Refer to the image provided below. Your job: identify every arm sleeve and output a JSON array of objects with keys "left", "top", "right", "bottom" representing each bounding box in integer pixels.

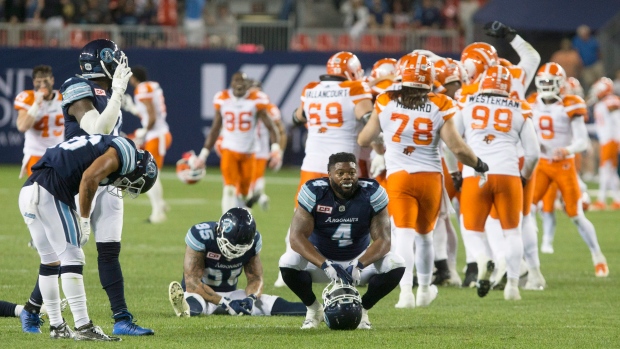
[
  {"left": 443, "top": 143, "right": 459, "bottom": 173},
  {"left": 566, "top": 117, "right": 590, "bottom": 155},
  {"left": 519, "top": 118, "right": 540, "bottom": 179},
  {"left": 510, "top": 35, "right": 541, "bottom": 90}
]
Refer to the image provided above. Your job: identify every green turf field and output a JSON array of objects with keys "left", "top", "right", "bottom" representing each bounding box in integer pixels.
[{"left": 0, "top": 165, "right": 618, "bottom": 348}]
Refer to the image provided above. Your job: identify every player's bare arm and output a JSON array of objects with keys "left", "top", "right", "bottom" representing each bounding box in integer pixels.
[
  {"left": 358, "top": 207, "right": 391, "bottom": 268},
  {"left": 16, "top": 109, "right": 36, "bottom": 132},
  {"left": 294, "top": 105, "right": 307, "bottom": 124},
  {"left": 257, "top": 109, "right": 280, "bottom": 147},
  {"left": 357, "top": 110, "right": 381, "bottom": 146},
  {"left": 290, "top": 208, "right": 326, "bottom": 267},
  {"left": 183, "top": 246, "right": 222, "bottom": 304},
  {"left": 354, "top": 99, "right": 373, "bottom": 120},
  {"left": 243, "top": 254, "right": 264, "bottom": 298},
  {"left": 274, "top": 119, "right": 288, "bottom": 150},
  {"left": 78, "top": 148, "right": 121, "bottom": 218},
  {"left": 203, "top": 110, "right": 223, "bottom": 151},
  {"left": 439, "top": 117, "right": 479, "bottom": 168}
]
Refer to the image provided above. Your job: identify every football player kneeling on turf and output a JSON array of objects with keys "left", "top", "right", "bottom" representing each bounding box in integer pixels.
[{"left": 169, "top": 208, "right": 306, "bottom": 317}]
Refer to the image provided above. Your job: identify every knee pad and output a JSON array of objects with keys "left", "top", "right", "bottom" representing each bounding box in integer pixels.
[
  {"left": 278, "top": 251, "right": 303, "bottom": 270},
  {"left": 382, "top": 251, "right": 406, "bottom": 271}
]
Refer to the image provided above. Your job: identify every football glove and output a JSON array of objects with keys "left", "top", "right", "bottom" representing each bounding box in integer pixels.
[
  {"left": 346, "top": 260, "right": 364, "bottom": 286},
  {"left": 484, "top": 21, "right": 517, "bottom": 41},
  {"left": 111, "top": 54, "right": 133, "bottom": 96},
  {"left": 133, "top": 128, "right": 147, "bottom": 148},
  {"left": 237, "top": 294, "right": 257, "bottom": 315},
  {"left": 269, "top": 143, "right": 283, "bottom": 172},
  {"left": 321, "top": 260, "right": 353, "bottom": 284},
  {"left": 79, "top": 217, "right": 91, "bottom": 247},
  {"left": 450, "top": 171, "right": 463, "bottom": 192},
  {"left": 27, "top": 90, "right": 46, "bottom": 120},
  {"left": 218, "top": 297, "right": 246, "bottom": 316},
  {"left": 474, "top": 158, "right": 489, "bottom": 188},
  {"left": 370, "top": 154, "right": 386, "bottom": 178}
]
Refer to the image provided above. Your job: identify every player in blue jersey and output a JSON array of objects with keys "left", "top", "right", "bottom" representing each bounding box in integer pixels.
[
  {"left": 168, "top": 207, "right": 306, "bottom": 317},
  {"left": 279, "top": 152, "right": 406, "bottom": 330},
  {"left": 19, "top": 39, "right": 155, "bottom": 336},
  {"left": 18, "top": 134, "right": 157, "bottom": 340}
]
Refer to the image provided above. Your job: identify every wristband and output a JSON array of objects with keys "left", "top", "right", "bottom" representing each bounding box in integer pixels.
[
  {"left": 199, "top": 148, "right": 210, "bottom": 161},
  {"left": 270, "top": 143, "right": 281, "bottom": 153}
]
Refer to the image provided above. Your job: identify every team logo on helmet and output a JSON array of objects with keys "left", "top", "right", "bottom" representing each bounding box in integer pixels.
[
  {"left": 221, "top": 218, "right": 234, "bottom": 233},
  {"left": 100, "top": 48, "right": 115, "bottom": 63},
  {"left": 84, "top": 63, "right": 92, "bottom": 71},
  {"left": 146, "top": 162, "right": 157, "bottom": 179}
]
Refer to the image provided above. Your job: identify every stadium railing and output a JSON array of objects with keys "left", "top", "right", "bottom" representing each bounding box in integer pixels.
[{"left": 0, "top": 23, "right": 461, "bottom": 54}]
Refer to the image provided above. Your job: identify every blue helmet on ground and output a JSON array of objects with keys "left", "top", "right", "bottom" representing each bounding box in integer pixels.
[
  {"left": 322, "top": 279, "right": 363, "bottom": 330},
  {"left": 79, "top": 39, "right": 123, "bottom": 80},
  {"left": 217, "top": 207, "right": 256, "bottom": 259}
]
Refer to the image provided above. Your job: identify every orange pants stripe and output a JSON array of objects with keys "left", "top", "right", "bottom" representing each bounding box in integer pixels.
[
  {"left": 600, "top": 141, "right": 618, "bottom": 167},
  {"left": 294, "top": 170, "right": 328, "bottom": 207},
  {"left": 533, "top": 158, "right": 581, "bottom": 217},
  {"left": 386, "top": 171, "right": 442, "bottom": 234},
  {"left": 461, "top": 175, "right": 522, "bottom": 232},
  {"left": 442, "top": 159, "right": 457, "bottom": 200},
  {"left": 143, "top": 132, "right": 172, "bottom": 169},
  {"left": 220, "top": 149, "right": 255, "bottom": 196},
  {"left": 541, "top": 182, "right": 558, "bottom": 213}
]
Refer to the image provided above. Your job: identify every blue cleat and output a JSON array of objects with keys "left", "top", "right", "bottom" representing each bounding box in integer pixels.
[
  {"left": 20, "top": 310, "right": 43, "bottom": 334},
  {"left": 112, "top": 311, "right": 154, "bottom": 336}
]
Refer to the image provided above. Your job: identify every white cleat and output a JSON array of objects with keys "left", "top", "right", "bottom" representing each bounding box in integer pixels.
[
  {"left": 523, "top": 269, "right": 546, "bottom": 290},
  {"left": 148, "top": 212, "right": 167, "bottom": 224},
  {"left": 357, "top": 308, "right": 372, "bottom": 329},
  {"left": 169, "top": 281, "right": 190, "bottom": 317},
  {"left": 258, "top": 194, "right": 270, "bottom": 211},
  {"left": 540, "top": 242, "right": 554, "bottom": 254},
  {"left": 447, "top": 267, "right": 462, "bottom": 287},
  {"left": 300, "top": 305, "right": 324, "bottom": 329},
  {"left": 416, "top": 285, "right": 438, "bottom": 307},
  {"left": 394, "top": 290, "right": 416, "bottom": 309},
  {"left": 504, "top": 282, "right": 522, "bottom": 301},
  {"left": 274, "top": 271, "right": 286, "bottom": 288}
]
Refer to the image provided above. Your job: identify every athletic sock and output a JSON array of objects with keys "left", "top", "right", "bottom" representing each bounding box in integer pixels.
[
  {"left": 271, "top": 298, "right": 307, "bottom": 316},
  {"left": 504, "top": 228, "right": 524, "bottom": 280},
  {"left": 522, "top": 214, "right": 540, "bottom": 269},
  {"left": 393, "top": 227, "right": 415, "bottom": 287},
  {"left": 96, "top": 242, "right": 127, "bottom": 315},
  {"left": 60, "top": 265, "right": 89, "bottom": 328},
  {"left": 38, "top": 264, "right": 62, "bottom": 327},
  {"left": 361, "top": 267, "right": 405, "bottom": 310},
  {"left": 414, "top": 232, "right": 434, "bottom": 286}
]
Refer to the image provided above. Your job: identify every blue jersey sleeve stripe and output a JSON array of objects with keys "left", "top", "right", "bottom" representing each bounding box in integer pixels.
[
  {"left": 372, "top": 193, "right": 389, "bottom": 212},
  {"left": 61, "top": 83, "right": 93, "bottom": 107},
  {"left": 185, "top": 232, "right": 205, "bottom": 251},
  {"left": 112, "top": 138, "right": 136, "bottom": 175},
  {"left": 370, "top": 186, "right": 386, "bottom": 203},
  {"left": 297, "top": 191, "right": 315, "bottom": 212},
  {"left": 300, "top": 185, "right": 316, "bottom": 202}
]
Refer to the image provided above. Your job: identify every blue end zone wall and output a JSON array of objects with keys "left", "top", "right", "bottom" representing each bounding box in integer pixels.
[{"left": 0, "top": 49, "right": 427, "bottom": 165}]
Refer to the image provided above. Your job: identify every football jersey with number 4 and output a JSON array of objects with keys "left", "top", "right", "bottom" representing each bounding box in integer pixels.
[
  {"left": 184, "top": 221, "right": 262, "bottom": 292},
  {"left": 297, "top": 178, "right": 388, "bottom": 261}
]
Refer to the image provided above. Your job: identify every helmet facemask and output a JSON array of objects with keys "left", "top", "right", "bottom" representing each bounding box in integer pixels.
[{"left": 535, "top": 74, "right": 564, "bottom": 100}]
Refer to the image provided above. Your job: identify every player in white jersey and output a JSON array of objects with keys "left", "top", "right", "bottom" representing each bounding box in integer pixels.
[
  {"left": 452, "top": 65, "right": 539, "bottom": 301},
  {"left": 122, "top": 66, "right": 172, "bottom": 223},
  {"left": 15, "top": 65, "right": 65, "bottom": 178},
  {"left": 588, "top": 77, "right": 620, "bottom": 210},
  {"left": 273, "top": 51, "right": 373, "bottom": 288},
  {"left": 359, "top": 53, "right": 487, "bottom": 308},
  {"left": 193, "top": 72, "right": 281, "bottom": 213},
  {"left": 245, "top": 80, "right": 287, "bottom": 211},
  {"left": 530, "top": 63, "right": 608, "bottom": 278}
]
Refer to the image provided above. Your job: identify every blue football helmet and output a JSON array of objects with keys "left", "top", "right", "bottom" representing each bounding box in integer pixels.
[
  {"left": 109, "top": 149, "right": 158, "bottom": 199},
  {"left": 217, "top": 208, "right": 256, "bottom": 259},
  {"left": 79, "top": 39, "right": 123, "bottom": 80},
  {"left": 322, "top": 279, "right": 363, "bottom": 330}
]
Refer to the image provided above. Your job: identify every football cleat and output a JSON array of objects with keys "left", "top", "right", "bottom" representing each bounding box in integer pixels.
[
  {"left": 462, "top": 262, "right": 478, "bottom": 288},
  {"left": 112, "top": 311, "right": 154, "bottom": 336},
  {"left": 590, "top": 201, "right": 606, "bottom": 211},
  {"left": 432, "top": 266, "right": 452, "bottom": 286},
  {"left": 50, "top": 321, "right": 75, "bottom": 339},
  {"left": 609, "top": 202, "right": 620, "bottom": 210},
  {"left": 524, "top": 269, "right": 547, "bottom": 291},
  {"left": 300, "top": 305, "right": 324, "bottom": 329},
  {"left": 274, "top": 271, "right": 286, "bottom": 288},
  {"left": 540, "top": 241, "right": 554, "bottom": 254},
  {"left": 147, "top": 212, "right": 167, "bottom": 224},
  {"left": 504, "top": 280, "right": 521, "bottom": 301},
  {"left": 357, "top": 308, "right": 372, "bottom": 330},
  {"left": 169, "top": 281, "right": 190, "bottom": 317},
  {"left": 75, "top": 321, "right": 121, "bottom": 341},
  {"left": 416, "top": 285, "right": 438, "bottom": 307},
  {"left": 395, "top": 288, "right": 416, "bottom": 309},
  {"left": 476, "top": 259, "right": 495, "bottom": 298},
  {"left": 20, "top": 310, "right": 43, "bottom": 333},
  {"left": 595, "top": 263, "right": 609, "bottom": 277}
]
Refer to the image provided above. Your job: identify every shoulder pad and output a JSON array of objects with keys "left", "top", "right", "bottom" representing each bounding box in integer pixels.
[
  {"left": 359, "top": 179, "right": 388, "bottom": 213},
  {"left": 297, "top": 178, "right": 330, "bottom": 213},
  {"left": 185, "top": 221, "right": 217, "bottom": 252}
]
